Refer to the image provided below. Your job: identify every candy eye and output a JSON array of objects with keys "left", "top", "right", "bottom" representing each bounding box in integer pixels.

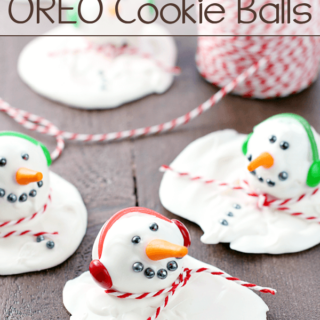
[
  {"left": 280, "top": 141, "right": 289, "bottom": 150},
  {"left": 0, "top": 158, "right": 7, "bottom": 167},
  {"left": 279, "top": 171, "right": 288, "bottom": 181},
  {"left": 150, "top": 223, "right": 158, "bottom": 231},
  {"left": 269, "top": 135, "right": 277, "bottom": 143},
  {"left": 22, "top": 154, "right": 29, "bottom": 161},
  {"left": 132, "top": 236, "right": 141, "bottom": 244},
  {"left": 247, "top": 155, "right": 252, "bottom": 161}
]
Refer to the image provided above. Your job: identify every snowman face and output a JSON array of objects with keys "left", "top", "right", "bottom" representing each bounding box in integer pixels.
[
  {"left": 246, "top": 118, "right": 312, "bottom": 199},
  {"left": 78, "top": 0, "right": 151, "bottom": 45},
  {"left": 99, "top": 213, "right": 187, "bottom": 293},
  {"left": 0, "top": 136, "right": 50, "bottom": 221}
]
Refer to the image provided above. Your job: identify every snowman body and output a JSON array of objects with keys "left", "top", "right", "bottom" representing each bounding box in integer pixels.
[
  {"left": 63, "top": 209, "right": 270, "bottom": 319},
  {"left": 160, "top": 116, "right": 320, "bottom": 254},
  {"left": 0, "top": 134, "right": 87, "bottom": 275},
  {"left": 18, "top": 0, "right": 177, "bottom": 109}
]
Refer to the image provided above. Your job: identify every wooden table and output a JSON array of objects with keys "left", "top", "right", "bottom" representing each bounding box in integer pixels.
[{"left": 1, "top": 6, "right": 320, "bottom": 319}]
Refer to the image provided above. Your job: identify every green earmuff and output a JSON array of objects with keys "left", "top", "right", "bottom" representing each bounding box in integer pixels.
[
  {"left": 242, "top": 113, "right": 320, "bottom": 188},
  {"left": 0, "top": 131, "right": 52, "bottom": 167}
]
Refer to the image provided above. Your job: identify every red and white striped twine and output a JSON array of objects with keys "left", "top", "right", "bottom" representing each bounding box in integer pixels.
[
  {"left": 0, "top": 230, "right": 58, "bottom": 239},
  {"left": 48, "top": 42, "right": 181, "bottom": 75},
  {"left": 160, "top": 165, "right": 320, "bottom": 224},
  {"left": 0, "top": 58, "right": 267, "bottom": 161},
  {"left": 0, "top": 194, "right": 59, "bottom": 239},
  {"left": 197, "top": 0, "right": 320, "bottom": 98},
  {"left": 0, "top": 193, "right": 51, "bottom": 228},
  {"left": 106, "top": 267, "right": 276, "bottom": 320}
]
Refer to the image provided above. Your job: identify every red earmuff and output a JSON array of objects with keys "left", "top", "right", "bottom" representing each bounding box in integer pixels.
[
  {"left": 89, "top": 259, "right": 113, "bottom": 289},
  {"left": 172, "top": 219, "right": 191, "bottom": 248}
]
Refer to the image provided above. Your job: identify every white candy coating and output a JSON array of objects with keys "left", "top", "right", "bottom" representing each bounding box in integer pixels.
[
  {"left": 63, "top": 213, "right": 269, "bottom": 319},
  {"left": 18, "top": 1, "right": 177, "bottom": 109},
  {"left": 0, "top": 136, "right": 87, "bottom": 274},
  {"left": 160, "top": 122, "right": 320, "bottom": 254}
]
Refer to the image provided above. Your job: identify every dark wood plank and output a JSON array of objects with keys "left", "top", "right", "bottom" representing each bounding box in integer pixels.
[{"left": 0, "top": 31, "right": 319, "bottom": 320}]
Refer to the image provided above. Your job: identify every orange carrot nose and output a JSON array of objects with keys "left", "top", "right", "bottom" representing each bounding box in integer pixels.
[
  {"left": 248, "top": 152, "right": 274, "bottom": 172},
  {"left": 146, "top": 239, "right": 188, "bottom": 261},
  {"left": 108, "top": 4, "right": 117, "bottom": 16},
  {"left": 16, "top": 168, "right": 43, "bottom": 185}
]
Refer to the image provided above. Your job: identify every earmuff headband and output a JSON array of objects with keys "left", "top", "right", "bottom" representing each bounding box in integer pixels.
[
  {"left": 98, "top": 207, "right": 172, "bottom": 259},
  {"left": 259, "top": 113, "right": 319, "bottom": 162},
  {"left": 242, "top": 113, "right": 320, "bottom": 187},
  {"left": 0, "top": 131, "right": 52, "bottom": 166}
]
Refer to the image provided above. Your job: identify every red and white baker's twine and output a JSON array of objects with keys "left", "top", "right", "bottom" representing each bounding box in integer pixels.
[
  {"left": 106, "top": 267, "right": 276, "bottom": 320},
  {"left": 0, "top": 58, "right": 267, "bottom": 161},
  {"left": 197, "top": 0, "right": 320, "bottom": 98},
  {"left": 49, "top": 43, "right": 181, "bottom": 75},
  {"left": 160, "top": 165, "right": 320, "bottom": 224},
  {"left": 0, "top": 193, "right": 58, "bottom": 238}
]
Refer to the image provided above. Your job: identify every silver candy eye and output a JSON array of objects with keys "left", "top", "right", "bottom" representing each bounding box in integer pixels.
[
  {"left": 132, "top": 236, "right": 141, "bottom": 244},
  {"left": 0, "top": 158, "right": 6, "bottom": 167},
  {"left": 144, "top": 268, "right": 155, "bottom": 279},
  {"left": 149, "top": 223, "right": 158, "bottom": 231},
  {"left": 280, "top": 141, "right": 289, "bottom": 150},
  {"left": 157, "top": 269, "right": 168, "bottom": 279},
  {"left": 22, "top": 153, "right": 29, "bottom": 161},
  {"left": 132, "top": 262, "right": 144, "bottom": 273},
  {"left": 279, "top": 171, "right": 288, "bottom": 181},
  {"left": 167, "top": 261, "right": 178, "bottom": 271},
  {"left": 269, "top": 135, "right": 277, "bottom": 143}
]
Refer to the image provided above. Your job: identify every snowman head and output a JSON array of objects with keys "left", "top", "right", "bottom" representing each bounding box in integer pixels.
[
  {"left": 89, "top": 207, "right": 191, "bottom": 293},
  {"left": 69, "top": 0, "right": 154, "bottom": 46},
  {"left": 242, "top": 114, "right": 320, "bottom": 199},
  {"left": 0, "top": 132, "right": 51, "bottom": 221}
]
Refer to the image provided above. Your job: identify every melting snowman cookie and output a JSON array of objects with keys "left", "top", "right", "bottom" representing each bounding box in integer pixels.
[
  {"left": 63, "top": 207, "right": 274, "bottom": 320},
  {"left": 18, "top": 0, "right": 177, "bottom": 109},
  {"left": 0, "top": 132, "right": 87, "bottom": 275},
  {"left": 160, "top": 113, "right": 320, "bottom": 254}
]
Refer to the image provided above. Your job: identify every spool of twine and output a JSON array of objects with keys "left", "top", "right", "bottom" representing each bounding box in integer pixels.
[{"left": 196, "top": 0, "right": 320, "bottom": 98}]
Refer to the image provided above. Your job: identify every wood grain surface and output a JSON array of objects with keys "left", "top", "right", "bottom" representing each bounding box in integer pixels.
[{"left": 0, "top": 4, "right": 320, "bottom": 319}]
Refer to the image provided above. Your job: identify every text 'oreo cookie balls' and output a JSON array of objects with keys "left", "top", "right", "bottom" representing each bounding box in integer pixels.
[
  {"left": 63, "top": 207, "right": 273, "bottom": 320},
  {"left": 0, "top": 132, "right": 87, "bottom": 275},
  {"left": 160, "top": 113, "right": 320, "bottom": 254}
]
